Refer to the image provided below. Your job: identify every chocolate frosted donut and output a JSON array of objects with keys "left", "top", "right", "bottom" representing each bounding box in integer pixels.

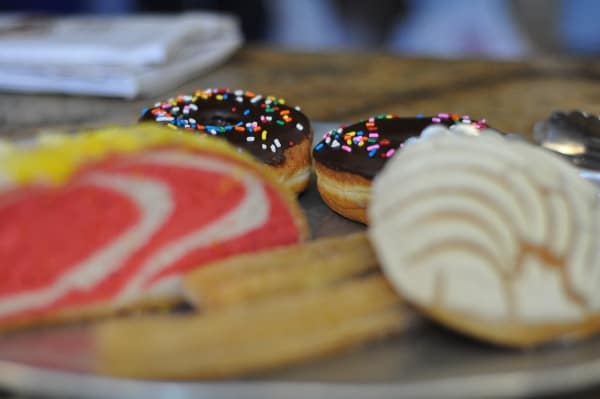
[
  {"left": 313, "top": 113, "right": 490, "bottom": 223},
  {"left": 140, "top": 88, "right": 313, "bottom": 193}
]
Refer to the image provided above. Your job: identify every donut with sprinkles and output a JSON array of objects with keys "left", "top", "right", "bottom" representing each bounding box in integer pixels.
[
  {"left": 312, "top": 113, "right": 494, "bottom": 224},
  {"left": 140, "top": 88, "right": 313, "bottom": 194}
]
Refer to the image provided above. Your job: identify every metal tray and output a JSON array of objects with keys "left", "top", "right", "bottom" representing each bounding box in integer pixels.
[{"left": 1, "top": 122, "right": 600, "bottom": 399}]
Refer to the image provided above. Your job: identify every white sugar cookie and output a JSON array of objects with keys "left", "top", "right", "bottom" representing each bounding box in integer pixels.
[{"left": 369, "top": 133, "right": 600, "bottom": 347}]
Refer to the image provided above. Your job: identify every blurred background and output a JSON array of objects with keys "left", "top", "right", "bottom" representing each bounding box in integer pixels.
[{"left": 1, "top": 0, "right": 599, "bottom": 59}]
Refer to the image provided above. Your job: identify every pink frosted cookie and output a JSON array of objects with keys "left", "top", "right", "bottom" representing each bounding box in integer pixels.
[{"left": 0, "top": 126, "right": 307, "bottom": 330}]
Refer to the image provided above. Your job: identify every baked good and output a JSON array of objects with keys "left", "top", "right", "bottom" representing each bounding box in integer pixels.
[
  {"left": 0, "top": 125, "right": 307, "bottom": 331},
  {"left": 312, "top": 113, "right": 491, "bottom": 223},
  {"left": 96, "top": 274, "right": 402, "bottom": 379},
  {"left": 369, "top": 132, "right": 600, "bottom": 347},
  {"left": 96, "top": 234, "right": 404, "bottom": 379},
  {"left": 534, "top": 110, "right": 600, "bottom": 169},
  {"left": 140, "top": 88, "right": 313, "bottom": 193},
  {"left": 183, "top": 232, "right": 377, "bottom": 310}
]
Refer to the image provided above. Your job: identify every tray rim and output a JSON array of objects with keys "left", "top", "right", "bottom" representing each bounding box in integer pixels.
[{"left": 1, "top": 353, "right": 600, "bottom": 399}]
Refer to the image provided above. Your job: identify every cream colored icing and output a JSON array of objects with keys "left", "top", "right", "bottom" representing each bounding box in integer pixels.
[{"left": 369, "top": 134, "right": 600, "bottom": 323}]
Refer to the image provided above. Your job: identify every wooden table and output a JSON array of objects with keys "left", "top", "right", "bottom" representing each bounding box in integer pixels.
[
  {"left": 0, "top": 46, "right": 597, "bottom": 140},
  {"left": 0, "top": 47, "right": 599, "bottom": 399}
]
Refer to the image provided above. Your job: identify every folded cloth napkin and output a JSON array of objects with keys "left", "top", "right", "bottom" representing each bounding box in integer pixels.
[{"left": 0, "top": 12, "right": 243, "bottom": 98}]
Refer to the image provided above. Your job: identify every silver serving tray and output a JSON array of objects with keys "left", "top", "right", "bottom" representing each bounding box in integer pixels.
[{"left": 1, "top": 122, "right": 600, "bottom": 399}]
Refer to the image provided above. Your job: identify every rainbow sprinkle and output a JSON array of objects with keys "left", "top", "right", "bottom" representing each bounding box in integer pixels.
[
  {"left": 142, "top": 88, "right": 306, "bottom": 158},
  {"left": 313, "top": 113, "right": 489, "bottom": 160}
]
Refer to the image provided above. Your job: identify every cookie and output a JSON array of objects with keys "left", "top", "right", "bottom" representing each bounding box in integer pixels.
[
  {"left": 0, "top": 125, "right": 307, "bottom": 331},
  {"left": 369, "top": 132, "right": 600, "bottom": 347}
]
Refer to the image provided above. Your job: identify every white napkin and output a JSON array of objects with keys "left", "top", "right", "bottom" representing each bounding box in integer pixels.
[{"left": 0, "top": 12, "right": 243, "bottom": 98}]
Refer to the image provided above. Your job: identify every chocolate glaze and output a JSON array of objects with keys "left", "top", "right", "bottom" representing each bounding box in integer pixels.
[
  {"left": 313, "top": 114, "right": 489, "bottom": 180},
  {"left": 140, "top": 88, "right": 311, "bottom": 166}
]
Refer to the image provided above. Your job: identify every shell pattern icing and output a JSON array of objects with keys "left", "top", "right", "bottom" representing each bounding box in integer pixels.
[{"left": 369, "top": 133, "right": 600, "bottom": 323}]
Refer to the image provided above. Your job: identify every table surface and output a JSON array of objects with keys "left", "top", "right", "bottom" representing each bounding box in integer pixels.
[
  {"left": 0, "top": 46, "right": 598, "bottom": 139},
  {"left": 0, "top": 47, "right": 599, "bottom": 399}
]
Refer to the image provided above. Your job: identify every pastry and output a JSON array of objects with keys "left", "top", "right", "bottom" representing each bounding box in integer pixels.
[
  {"left": 369, "top": 132, "right": 600, "bottom": 347},
  {"left": 183, "top": 232, "right": 377, "bottom": 310},
  {"left": 312, "top": 113, "right": 492, "bottom": 223},
  {"left": 140, "top": 88, "right": 313, "bottom": 193},
  {"left": 96, "top": 274, "right": 403, "bottom": 379},
  {"left": 0, "top": 125, "right": 307, "bottom": 331},
  {"left": 94, "top": 232, "right": 405, "bottom": 379}
]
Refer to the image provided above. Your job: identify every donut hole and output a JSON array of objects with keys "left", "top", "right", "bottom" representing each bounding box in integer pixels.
[{"left": 194, "top": 110, "right": 243, "bottom": 127}]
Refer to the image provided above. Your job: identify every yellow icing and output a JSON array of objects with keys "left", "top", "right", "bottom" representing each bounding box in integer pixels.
[{"left": 0, "top": 123, "right": 267, "bottom": 187}]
